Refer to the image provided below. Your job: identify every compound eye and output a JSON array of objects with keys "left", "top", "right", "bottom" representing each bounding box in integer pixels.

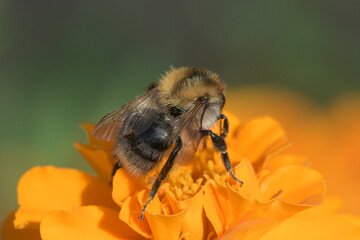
[{"left": 198, "top": 96, "right": 209, "bottom": 103}]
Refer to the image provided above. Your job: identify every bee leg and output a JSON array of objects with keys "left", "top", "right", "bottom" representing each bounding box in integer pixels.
[
  {"left": 221, "top": 152, "right": 243, "bottom": 186},
  {"left": 201, "top": 130, "right": 243, "bottom": 186},
  {"left": 217, "top": 114, "right": 229, "bottom": 139},
  {"left": 139, "top": 137, "right": 182, "bottom": 220}
]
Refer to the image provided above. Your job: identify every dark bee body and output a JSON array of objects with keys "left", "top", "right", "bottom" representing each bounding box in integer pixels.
[
  {"left": 116, "top": 111, "right": 173, "bottom": 174},
  {"left": 93, "top": 66, "right": 243, "bottom": 220}
]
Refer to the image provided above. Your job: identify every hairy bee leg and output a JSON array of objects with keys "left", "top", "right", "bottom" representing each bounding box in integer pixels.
[
  {"left": 217, "top": 114, "right": 229, "bottom": 139},
  {"left": 221, "top": 152, "right": 243, "bottom": 186},
  {"left": 138, "top": 137, "right": 182, "bottom": 220},
  {"left": 201, "top": 130, "right": 243, "bottom": 186},
  {"left": 201, "top": 130, "right": 227, "bottom": 152}
]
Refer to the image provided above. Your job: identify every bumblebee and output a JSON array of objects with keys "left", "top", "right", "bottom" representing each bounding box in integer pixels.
[{"left": 93, "top": 66, "right": 243, "bottom": 220}]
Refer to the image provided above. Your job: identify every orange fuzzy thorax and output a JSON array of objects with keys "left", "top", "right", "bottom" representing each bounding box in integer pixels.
[{"left": 157, "top": 66, "right": 226, "bottom": 108}]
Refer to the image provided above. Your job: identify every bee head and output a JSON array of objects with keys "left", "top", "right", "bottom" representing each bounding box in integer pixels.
[
  {"left": 158, "top": 66, "right": 225, "bottom": 107},
  {"left": 158, "top": 67, "right": 225, "bottom": 128}
]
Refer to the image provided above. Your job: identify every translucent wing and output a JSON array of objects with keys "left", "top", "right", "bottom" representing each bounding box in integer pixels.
[
  {"left": 92, "top": 89, "right": 160, "bottom": 142},
  {"left": 173, "top": 102, "right": 207, "bottom": 165},
  {"left": 176, "top": 129, "right": 203, "bottom": 165}
]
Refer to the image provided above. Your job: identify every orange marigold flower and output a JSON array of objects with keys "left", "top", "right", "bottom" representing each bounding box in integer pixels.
[
  {"left": 226, "top": 88, "right": 360, "bottom": 215},
  {"left": 3, "top": 110, "right": 360, "bottom": 239}
]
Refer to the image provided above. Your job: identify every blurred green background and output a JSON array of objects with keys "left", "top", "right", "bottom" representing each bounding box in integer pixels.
[{"left": 1, "top": 0, "right": 359, "bottom": 223}]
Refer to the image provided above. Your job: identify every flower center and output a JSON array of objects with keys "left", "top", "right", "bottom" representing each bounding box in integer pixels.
[
  {"left": 168, "top": 168, "right": 203, "bottom": 200},
  {"left": 166, "top": 148, "right": 228, "bottom": 200}
]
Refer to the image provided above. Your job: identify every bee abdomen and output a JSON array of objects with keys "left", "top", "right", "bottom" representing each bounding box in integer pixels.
[
  {"left": 115, "top": 112, "right": 173, "bottom": 175},
  {"left": 115, "top": 135, "right": 163, "bottom": 175},
  {"left": 139, "top": 122, "right": 172, "bottom": 150},
  {"left": 130, "top": 135, "right": 162, "bottom": 162}
]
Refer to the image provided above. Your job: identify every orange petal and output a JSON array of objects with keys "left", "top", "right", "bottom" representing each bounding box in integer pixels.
[
  {"left": 226, "top": 177, "right": 306, "bottom": 226},
  {"left": 112, "top": 169, "right": 145, "bottom": 207},
  {"left": 74, "top": 143, "right": 115, "bottom": 183},
  {"left": 230, "top": 158, "right": 260, "bottom": 199},
  {"left": 139, "top": 190, "right": 187, "bottom": 240},
  {"left": 40, "top": 206, "right": 143, "bottom": 240},
  {"left": 118, "top": 193, "right": 152, "bottom": 238},
  {"left": 164, "top": 186, "right": 205, "bottom": 240},
  {"left": 203, "top": 180, "right": 231, "bottom": 236},
  {"left": 14, "top": 166, "right": 117, "bottom": 228},
  {"left": 259, "top": 165, "right": 326, "bottom": 205},
  {"left": 145, "top": 210, "right": 187, "bottom": 240},
  {"left": 120, "top": 190, "right": 168, "bottom": 238},
  {"left": 233, "top": 116, "right": 288, "bottom": 169},
  {"left": 263, "top": 154, "right": 311, "bottom": 172},
  {"left": 258, "top": 154, "right": 311, "bottom": 182},
  {"left": 307, "top": 194, "right": 343, "bottom": 214},
  {"left": 258, "top": 210, "right": 360, "bottom": 240},
  {"left": 145, "top": 209, "right": 187, "bottom": 240},
  {"left": 225, "top": 183, "right": 262, "bottom": 227},
  {"left": 2, "top": 211, "right": 41, "bottom": 240},
  {"left": 119, "top": 190, "right": 187, "bottom": 240},
  {"left": 220, "top": 210, "right": 277, "bottom": 240},
  {"left": 262, "top": 199, "right": 309, "bottom": 221}
]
